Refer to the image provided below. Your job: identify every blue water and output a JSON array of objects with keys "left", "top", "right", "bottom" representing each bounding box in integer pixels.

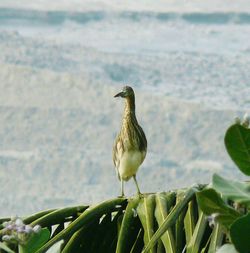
[
  {"left": 0, "top": 7, "right": 249, "bottom": 109},
  {"left": 0, "top": 4, "right": 249, "bottom": 215},
  {"left": 1, "top": 8, "right": 250, "bottom": 25}
]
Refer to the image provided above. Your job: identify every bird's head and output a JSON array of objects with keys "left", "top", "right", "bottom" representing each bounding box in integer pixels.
[{"left": 114, "top": 86, "right": 134, "bottom": 98}]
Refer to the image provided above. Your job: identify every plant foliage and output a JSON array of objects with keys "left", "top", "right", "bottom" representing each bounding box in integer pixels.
[
  {"left": 225, "top": 123, "right": 250, "bottom": 176},
  {"left": 0, "top": 186, "right": 228, "bottom": 253}
]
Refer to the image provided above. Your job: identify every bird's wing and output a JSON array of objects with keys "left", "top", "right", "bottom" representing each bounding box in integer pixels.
[
  {"left": 138, "top": 125, "right": 147, "bottom": 151},
  {"left": 112, "top": 135, "right": 124, "bottom": 180},
  {"left": 133, "top": 123, "right": 147, "bottom": 164}
]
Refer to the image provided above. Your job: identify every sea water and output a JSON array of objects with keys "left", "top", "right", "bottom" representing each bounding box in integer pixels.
[{"left": 0, "top": 0, "right": 249, "bottom": 215}]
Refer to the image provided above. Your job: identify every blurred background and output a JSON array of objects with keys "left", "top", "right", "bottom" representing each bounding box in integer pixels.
[{"left": 0, "top": 0, "right": 249, "bottom": 216}]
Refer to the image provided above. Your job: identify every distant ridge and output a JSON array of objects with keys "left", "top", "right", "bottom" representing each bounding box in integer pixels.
[{"left": 1, "top": 8, "right": 250, "bottom": 25}]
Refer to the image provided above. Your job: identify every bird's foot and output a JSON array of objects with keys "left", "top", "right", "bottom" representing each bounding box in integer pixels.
[
  {"left": 117, "top": 194, "right": 125, "bottom": 198},
  {"left": 137, "top": 191, "right": 143, "bottom": 198}
]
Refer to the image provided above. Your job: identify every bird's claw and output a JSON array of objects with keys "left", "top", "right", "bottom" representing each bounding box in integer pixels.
[
  {"left": 137, "top": 192, "right": 143, "bottom": 198},
  {"left": 117, "top": 194, "right": 125, "bottom": 198}
]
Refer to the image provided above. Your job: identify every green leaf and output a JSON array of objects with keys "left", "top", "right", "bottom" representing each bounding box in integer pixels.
[
  {"left": 24, "top": 209, "right": 57, "bottom": 225},
  {"left": 22, "top": 228, "right": 50, "bottom": 253},
  {"left": 175, "top": 191, "right": 187, "bottom": 253},
  {"left": 208, "top": 223, "right": 224, "bottom": 253},
  {"left": 31, "top": 206, "right": 88, "bottom": 227},
  {"left": 0, "top": 242, "right": 15, "bottom": 253},
  {"left": 35, "top": 198, "right": 126, "bottom": 253},
  {"left": 184, "top": 200, "right": 197, "bottom": 246},
  {"left": 186, "top": 211, "right": 208, "bottom": 253},
  {"left": 212, "top": 174, "right": 250, "bottom": 207},
  {"left": 142, "top": 187, "right": 197, "bottom": 253},
  {"left": 230, "top": 213, "right": 250, "bottom": 253},
  {"left": 137, "top": 194, "right": 156, "bottom": 253},
  {"left": 116, "top": 197, "right": 141, "bottom": 253},
  {"left": 61, "top": 219, "right": 99, "bottom": 253},
  {"left": 130, "top": 229, "right": 144, "bottom": 253},
  {"left": 196, "top": 188, "right": 240, "bottom": 229},
  {"left": 156, "top": 240, "right": 164, "bottom": 252},
  {"left": 46, "top": 240, "right": 64, "bottom": 253},
  {"left": 225, "top": 124, "right": 250, "bottom": 176},
  {"left": 216, "top": 244, "right": 238, "bottom": 253},
  {"left": 92, "top": 210, "right": 123, "bottom": 253},
  {"left": 154, "top": 192, "right": 176, "bottom": 253}
]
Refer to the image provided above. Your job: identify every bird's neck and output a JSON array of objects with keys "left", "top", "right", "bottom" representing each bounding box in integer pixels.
[{"left": 124, "top": 95, "right": 136, "bottom": 117}]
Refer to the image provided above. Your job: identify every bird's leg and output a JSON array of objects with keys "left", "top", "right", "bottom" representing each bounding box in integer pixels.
[
  {"left": 120, "top": 179, "right": 125, "bottom": 197},
  {"left": 133, "top": 175, "right": 142, "bottom": 196}
]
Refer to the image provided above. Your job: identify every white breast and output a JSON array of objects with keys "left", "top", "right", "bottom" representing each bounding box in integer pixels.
[{"left": 117, "top": 150, "right": 145, "bottom": 181}]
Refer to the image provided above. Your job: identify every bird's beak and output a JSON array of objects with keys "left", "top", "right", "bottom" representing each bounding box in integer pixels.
[{"left": 114, "top": 91, "right": 124, "bottom": 98}]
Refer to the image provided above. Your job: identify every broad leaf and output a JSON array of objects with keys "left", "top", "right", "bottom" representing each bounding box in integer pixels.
[
  {"left": 225, "top": 124, "right": 250, "bottom": 176},
  {"left": 137, "top": 194, "right": 156, "bottom": 253},
  {"left": 116, "top": 197, "right": 141, "bottom": 253},
  {"left": 196, "top": 189, "right": 240, "bottom": 229},
  {"left": 36, "top": 198, "right": 126, "bottom": 253},
  {"left": 208, "top": 224, "right": 224, "bottom": 253},
  {"left": 175, "top": 191, "right": 187, "bottom": 252},
  {"left": 184, "top": 200, "right": 196, "bottom": 246},
  {"left": 143, "top": 187, "right": 197, "bottom": 252},
  {"left": 22, "top": 228, "right": 50, "bottom": 253},
  {"left": 97, "top": 211, "right": 123, "bottom": 253},
  {"left": 154, "top": 192, "right": 176, "bottom": 253},
  {"left": 130, "top": 229, "right": 144, "bottom": 253},
  {"left": 31, "top": 206, "right": 88, "bottom": 227},
  {"left": 230, "top": 213, "right": 250, "bottom": 253},
  {"left": 186, "top": 211, "right": 208, "bottom": 253},
  {"left": 212, "top": 174, "right": 250, "bottom": 207},
  {"left": 24, "top": 209, "right": 57, "bottom": 225},
  {"left": 61, "top": 219, "right": 99, "bottom": 253}
]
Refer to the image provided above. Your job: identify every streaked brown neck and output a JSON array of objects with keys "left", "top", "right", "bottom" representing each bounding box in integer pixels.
[{"left": 124, "top": 94, "right": 135, "bottom": 116}]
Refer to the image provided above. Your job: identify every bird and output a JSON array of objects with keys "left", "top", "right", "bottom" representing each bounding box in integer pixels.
[{"left": 113, "top": 86, "right": 147, "bottom": 196}]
